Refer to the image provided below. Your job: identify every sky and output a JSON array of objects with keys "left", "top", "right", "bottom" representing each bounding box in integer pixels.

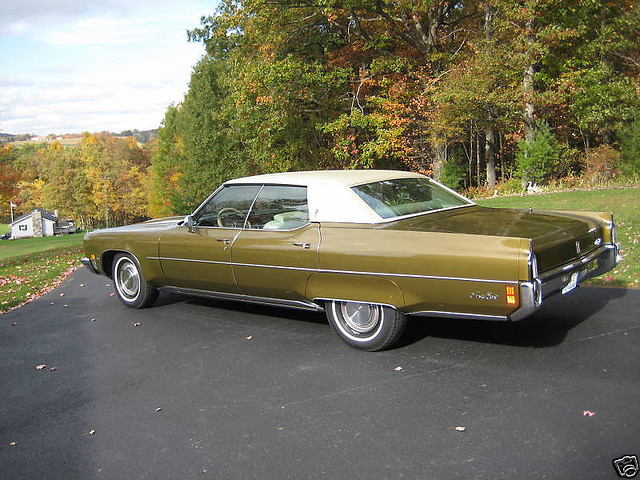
[{"left": 0, "top": 0, "right": 217, "bottom": 135}]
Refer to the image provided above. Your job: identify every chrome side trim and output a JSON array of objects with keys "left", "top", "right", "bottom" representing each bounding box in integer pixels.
[
  {"left": 147, "top": 256, "right": 518, "bottom": 285},
  {"left": 312, "top": 297, "right": 397, "bottom": 311},
  {"left": 149, "top": 256, "right": 227, "bottom": 265},
  {"left": 159, "top": 286, "right": 325, "bottom": 312},
  {"left": 410, "top": 310, "right": 508, "bottom": 321}
]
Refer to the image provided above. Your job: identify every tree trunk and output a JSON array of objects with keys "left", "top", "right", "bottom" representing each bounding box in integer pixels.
[
  {"left": 484, "top": 3, "right": 496, "bottom": 188},
  {"left": 432, "top": 141, "right": 447, "bottom": 180},
  {"left": 485, "top": 127, "right": 496, "bottom": 188},
  {"left": 499, "top": 133, "right": 505, "bottom": 181},
  {"left": 476, "top": 133, "right": 482, "bottom": 187},
  {"left": 523, "top": 16, "right": 536, "bottom": 143}
]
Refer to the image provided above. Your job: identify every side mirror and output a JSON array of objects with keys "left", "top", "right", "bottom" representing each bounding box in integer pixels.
[{"left": 185, "top": 215, "right": 196, "bottom": 233}]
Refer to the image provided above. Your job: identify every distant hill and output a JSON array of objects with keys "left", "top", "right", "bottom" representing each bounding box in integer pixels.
[{"left": 0, "top": 129, "right": 157, "bottom": 146}]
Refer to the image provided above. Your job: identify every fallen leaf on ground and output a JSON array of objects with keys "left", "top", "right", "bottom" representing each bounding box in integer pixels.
[
  {"left": 80, "top": 284, "right": 86, "bottom": 287},
  {"left": 155, "top": 407, "right": 163, "bottom": 412},
  {"left": 246, "top": 335, "right": 253, "bottom": 340},
  {"left": 59, "top": 293, "right": 65, "bottom": 297},
  {"left": 11, "top": 322, "right": 18, "bottom": 326},
  {"left": 582, "top": 410, "right": 596, "bottom": 417},
  {"left": 35, "top": 364, "right": 47, "bottom": 370},
  {"left": 49, "top": 366, "right": 58, "bottom": 371},
  {"left": 393, "top": 366, "right": 403, "bottom": 371},
  {"left": 109, "top": 292, "right": 115, "bottom": 297},
  {"left": 132, "top": 322, "right": 141, "bottom": 327},
  {"left": 9, "top": 441, "right": 18, "bottom": 446},
  {"left": 454, "top": 426, "right": 466, "bottom": 432}
]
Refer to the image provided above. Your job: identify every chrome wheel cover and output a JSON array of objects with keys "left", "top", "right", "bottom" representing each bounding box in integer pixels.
[
  {"left": 339, "top": 302, "right": 381, "bottom": 334},
  {"left": 116, "top": 259, "right": 140, "bottom": 300}
]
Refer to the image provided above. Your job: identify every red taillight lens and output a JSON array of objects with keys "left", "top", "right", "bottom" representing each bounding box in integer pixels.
[{"left": 506, "top": 286, "right": 517, "bottom": 305}]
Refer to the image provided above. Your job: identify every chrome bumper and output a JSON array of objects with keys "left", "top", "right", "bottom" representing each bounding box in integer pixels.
[
  {"left": 81, "top": 257, "right": 100, "bottom": 275},
  {"left": 510, "top": 243, "right": 619, "bottom": 322}
]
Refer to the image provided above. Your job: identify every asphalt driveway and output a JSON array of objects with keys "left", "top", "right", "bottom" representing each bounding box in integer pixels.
[{"left": 1, "top": 266, "right": 639, "bottom": 479}]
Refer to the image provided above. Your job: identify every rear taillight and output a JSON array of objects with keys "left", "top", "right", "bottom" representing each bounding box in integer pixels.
[{"left": 506, "top": 286, "right": 517, "bottom": 305}]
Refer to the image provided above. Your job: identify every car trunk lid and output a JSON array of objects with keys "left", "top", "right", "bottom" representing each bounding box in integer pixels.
[{"left": 386, "top": 206, "right": 602, "bottom": 272}]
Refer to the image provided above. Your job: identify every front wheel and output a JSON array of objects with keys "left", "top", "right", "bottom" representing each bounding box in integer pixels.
[
  {"left": 325, "top": 300, "right": 407, "bottom": 351},
  {"left": 112, "top": 253, "right": 158, "bottom": 308}
]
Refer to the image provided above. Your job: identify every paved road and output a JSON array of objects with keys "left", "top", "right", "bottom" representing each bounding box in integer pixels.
[{"left": 1, "top": 266, "right": 639, "bottom": 479}]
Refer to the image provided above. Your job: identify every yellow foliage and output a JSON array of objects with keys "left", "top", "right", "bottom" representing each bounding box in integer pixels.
[{"left": 48, "top": 140, "right": 63, "bottom": 151}]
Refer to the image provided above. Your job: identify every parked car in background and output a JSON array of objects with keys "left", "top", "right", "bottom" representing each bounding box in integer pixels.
[{"left": 83, "top": 170, "right": 619, "bottom": 350}]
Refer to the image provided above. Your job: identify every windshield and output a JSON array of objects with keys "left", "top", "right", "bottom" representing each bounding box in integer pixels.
[{"left": 351, "top": 177, "right": 473, "bottom": 219}]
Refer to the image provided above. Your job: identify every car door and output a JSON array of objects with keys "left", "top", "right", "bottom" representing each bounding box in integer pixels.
[
  {"left": 232, "top": 185, "right": 320, "bottom": 302},
  {"left": 158, "top": 184, "right": 261, "bottom": 292}
]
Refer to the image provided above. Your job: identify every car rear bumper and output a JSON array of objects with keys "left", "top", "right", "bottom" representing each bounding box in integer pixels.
[{"left": 510, "top": 243, "right": 619, "bottom": 321}]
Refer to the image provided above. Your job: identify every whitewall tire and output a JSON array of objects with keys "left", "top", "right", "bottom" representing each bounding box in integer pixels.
[
  {"left": 325, "top": 300, "right": 407, "bottom": 351},
  {"left": 112, "top": 253, "right": 158, "bottom": 308}
]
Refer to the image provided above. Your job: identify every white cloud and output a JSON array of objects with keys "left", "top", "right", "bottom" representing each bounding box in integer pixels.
[{"left": 0, "top": 0, "right": 213, "bottom": 135}]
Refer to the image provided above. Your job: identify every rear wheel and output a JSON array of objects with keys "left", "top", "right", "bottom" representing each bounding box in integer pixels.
[
  {"left": 112, "top": 253, "right": 158, "bottom": 308},
  {"left": 325, "top": 300, "right": 407, "bottom": 351}
]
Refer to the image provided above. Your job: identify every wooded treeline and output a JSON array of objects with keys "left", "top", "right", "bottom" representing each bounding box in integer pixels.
[
  {"left": 150, "top": 0, "right": 639, "bottom": 215},
  {"left": 1, "top": 134, "right": 151, "bottom": 228}
]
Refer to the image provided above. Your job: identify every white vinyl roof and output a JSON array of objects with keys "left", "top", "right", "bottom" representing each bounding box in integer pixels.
[{"left": 225, "top": 170, "right": 427, "bottom": 223}]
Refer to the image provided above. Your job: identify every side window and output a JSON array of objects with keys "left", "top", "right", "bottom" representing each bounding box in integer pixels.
[
  {"left": 246, "top": 185, "right": 309, "bottom": 230},
  {"left": 195, "top": 185, "right": 261, "bottom": 228}
]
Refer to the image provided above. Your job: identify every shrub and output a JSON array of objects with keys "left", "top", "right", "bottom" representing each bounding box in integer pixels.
[
  {"left": 515, "top": 121, "right": 558, "bottom": 184},
  {"left": 439, "top": 158, "right": 467, "bottom": 190},
  {"left": 618, "top": 111, "right": 640, "bottom": 177}
]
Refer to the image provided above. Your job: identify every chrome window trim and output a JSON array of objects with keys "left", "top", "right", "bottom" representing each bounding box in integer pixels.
[
  {"left": 242, "top": 184, "right": 265, "bottom": 229},
  {"left": 147, "top": 256, "right": 519, "bottom": 285},
  {"left": 363, "top": 203, "right": 475, "bottom": 225},
  {"left": 242, "top": 222, "right": 313, "bottom": 232}
]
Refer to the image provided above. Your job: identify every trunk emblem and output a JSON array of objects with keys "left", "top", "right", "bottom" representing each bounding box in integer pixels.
[
  {"left": 594, "top": 237, "right": 602, "bottom": 247},
  {"left": 576, "top": 241, "right": 582, "bottom": 254}
]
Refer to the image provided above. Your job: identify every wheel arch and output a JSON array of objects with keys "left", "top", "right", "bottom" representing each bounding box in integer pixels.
[
  {"left": 101, "top": 249, "right": 140, "bottom": 279},
  {"left": 306, "top": 273, "right": 405, "bottom": 310}
]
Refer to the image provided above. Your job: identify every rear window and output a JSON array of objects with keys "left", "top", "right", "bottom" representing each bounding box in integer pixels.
[{"left": 352, "top": 178, "right": 472, "bottom": 219}]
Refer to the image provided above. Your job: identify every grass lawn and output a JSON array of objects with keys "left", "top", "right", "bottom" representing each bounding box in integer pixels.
[
  {"left": 477, "top": 187, "right": 640, "bottom": 288},
  {"left": 0, "top": 234, "right": 85, "bottom": 313},
  {"left": 0, "top": 233, "right": 84, "bottom": 259},
  {"left": 0, "top": 224, "right": 9, "bottom": 235}
]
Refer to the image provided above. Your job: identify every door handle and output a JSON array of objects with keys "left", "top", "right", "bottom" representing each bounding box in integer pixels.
[
  {"left": 292, "top": 242, "right": 311, "bottom": 249},
  {"left": 216, "top": 238, "right": 232, "bottom": 244}
]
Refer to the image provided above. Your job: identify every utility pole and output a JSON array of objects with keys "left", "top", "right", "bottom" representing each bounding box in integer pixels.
[{"left": 10, "top": 202, "right": 16, "bottom": 223}]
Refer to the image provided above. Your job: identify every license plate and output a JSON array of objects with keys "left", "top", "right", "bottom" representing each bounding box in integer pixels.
[{"left": 562, "top": 272, "right": 579, "bottom": 294}]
